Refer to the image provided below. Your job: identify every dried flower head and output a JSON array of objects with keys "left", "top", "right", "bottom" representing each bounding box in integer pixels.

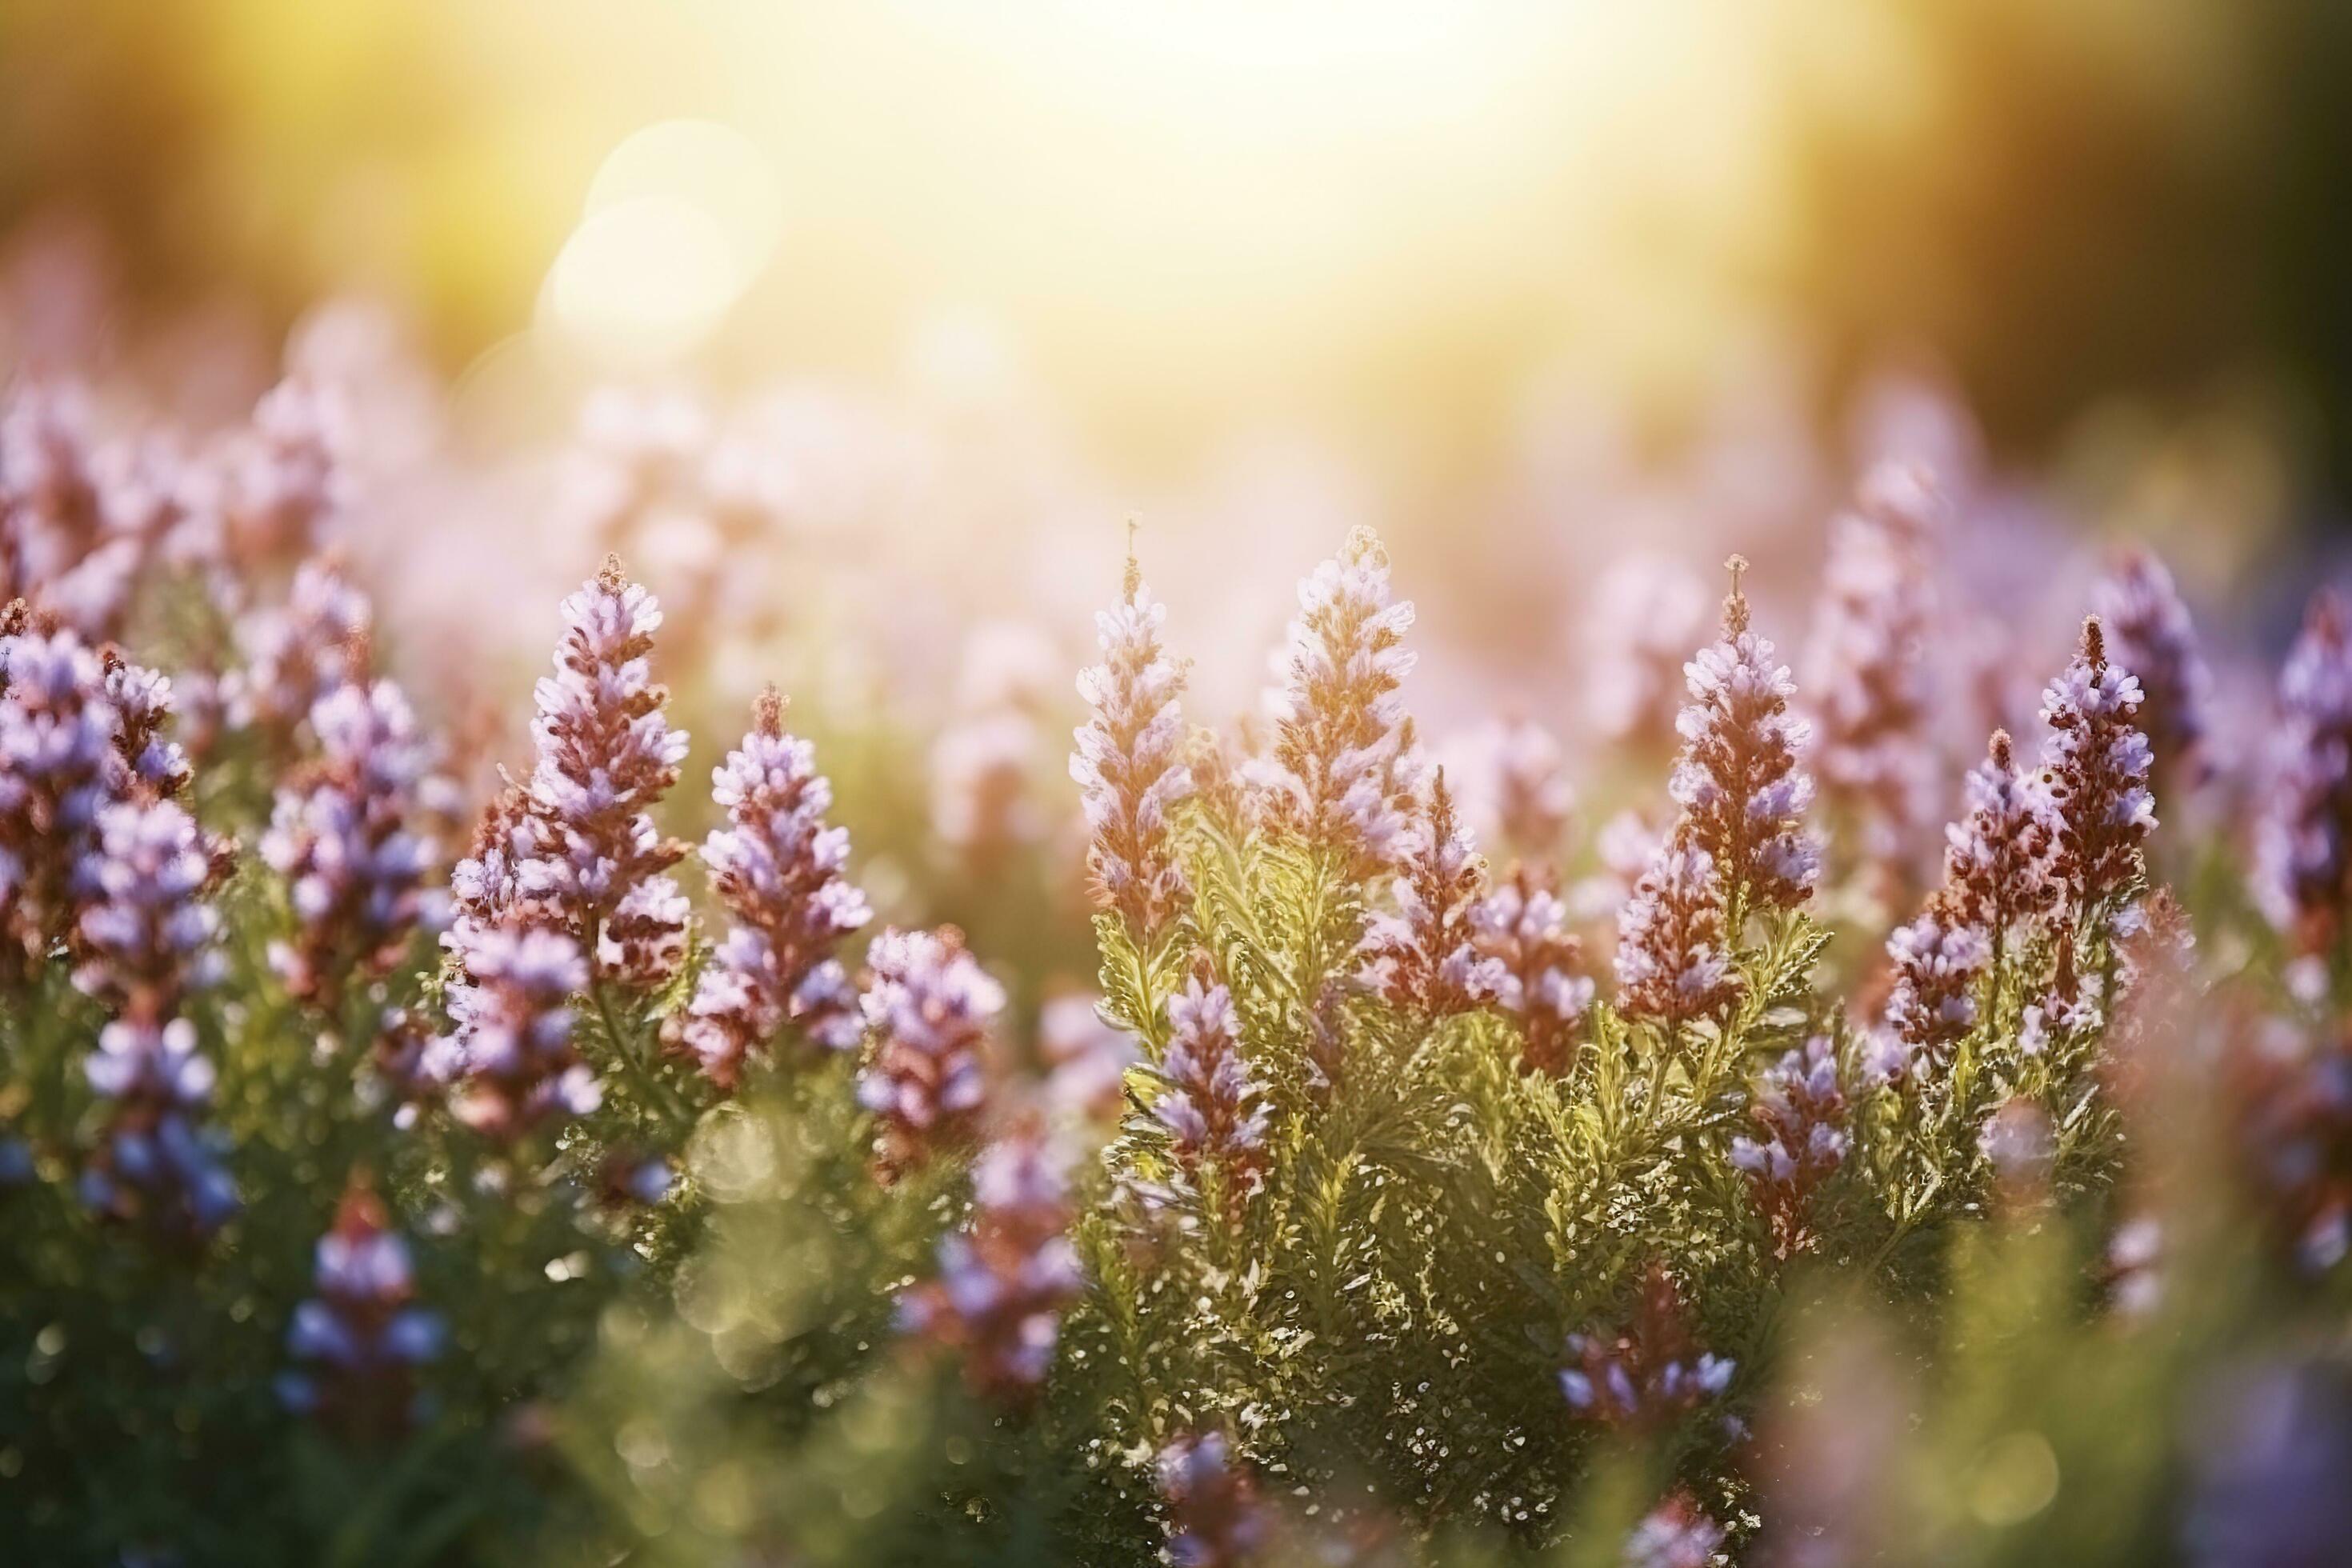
[
  {"left": 1670, "top": 556, "right": 1818, "bottom": 914},
  {"left": 678, "top": 690, "right": 870, "bottom": 1088},
  {"left": 1072, "top": 550, "right": 1194, "bottom": 950}
]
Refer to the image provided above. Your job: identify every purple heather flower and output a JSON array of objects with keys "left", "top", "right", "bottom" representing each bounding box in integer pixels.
[
  {"left": 1623, "top": 1493, "right": 1727, "bottom": 1568},
  {"left": 1265, "top": 526, "right": 1420, "bottom": 873},
  {"left": 1614, "top": 843, "right": 1741, "bottom": 1030},
  {"left": 2039, "top": 616, "right": 2156, "bottom": 938},
  {"left": 1560, "top": 1265, "right": 1736, "bottom": 1434},
  {"left": 0, "top": 382, "right": 109, "bottom": 608},
  {"left": 441, "top": 922, "right": 597, "bottom": 1142},
  {"left": 1071, "top": 554, "right": 1193, "bottom": 947},
  {"left": 2254, "top": 590, "right": 2352, "bottom": 956},
  {"left": 1942, "top": 729, "right": 2058, "bottom": 967},
  {"left": 518, "top": 555, "right": 690, "bottom": 983},
  {"left": 226, "top": 556, "right": 370, "bottom": 755},
  {"left": 1358, "top": 772, "right": 1506, "bottom": 1017},
  {"left": 2094, "top": 546, "right": 2212, "bottom": 796},
  {"left": 1146, "top": 968, "right": 1272, "bottom": 1206},
  {"left": 261, "top": 675, "right": 445, "bottom": 1007},
  {"left": 278, "top": 1179, "right": 443, "bottom": 1435},
  {"left": 1731, "top": 1034, "right": 1848, "bottom": 1258},
  {"left": 71, "top": 795, "right": 228, "bottom": 1010},
  {"left": 1470, "top": 865, "right": 1594, "bottom": 1075},
  {"left": 678, "top": 690, "right": 870, "bottom": 1087},
  {"left": 1157, "top": 1430, "right": 1271, "bottom": 1568},
  {"left": 1881, "top": 894, "right": 1991, "bottom": 1078},
  {"left": 857, "top": 926, "right": 1001, "bottom": 1176},
  {"left": 213, "top": 377, "right": 351, "bottom": 566},
  {"left": 896, "top": 1125, "right": 1084, "bottom": 1398},
  {"left": 1804, "top": 464, "right": 1939, "bottom": 876},
  {"left": 2230, "top": 1015, "right": 2352, "bottom": 1272},
  {"left": 1670, "top": 556, "right": 1819, "bottom": 915}
]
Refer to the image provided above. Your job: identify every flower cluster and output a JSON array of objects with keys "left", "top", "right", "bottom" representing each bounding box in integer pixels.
[
  {"left": 1587, "top": 554, "right": 1709, "bottom": 755},
  {"left": 1264, "top": 527, "right": 1419, "bottom": 870},
  {"left": 1805, "top": 464, "right": 1938, "bottom": 876},
  {"left": 2094, "top": 546, "right": 2212, "bottom": 796},
  {"left": 277, "top": 1178, "right": 445, "bottom": 1435},
  {"left": 677, "top": 690, "right": 870, "bottom": 1088},
  {"left": 260, "top": 674, "right": 444, "bottom": 1008},
  {"left": 1470, "top": 866, "right": 1594, "bottom": 1074},
  {"left": 1357, "top": 773, "right": 1503, "bottom": 1017},
  {"left": 856, "top": 926, "right": 1001, "bottom": 1175},
  {"left": 2039, "top": 615, "right": 2156, "bottom": 938},
  {"left": 440, "top": 918, "right": 597, "bottom": 1141},
  {"left": 1559, "top": 1266, "right": 1737, "bottom": 1433},
  {"left": 1731, "top": 1035, "right": 1849, "bottom": 1255},
  {"left": 1940, "top": 729, "right": 2058, "bottom": 966},
  {"left": 1622, "top": 1493, "right": 1727, "bottom": 1568},
  {"left": 1881, "top": 894, "right": 1992, "bottom": 1077},
  {"left": 227, "top": 556, "right": 370, "bottom": 757},
  {"left": 896, "top": 1126, "right": 1084, "bottom": 1398},
  {"left": 1072, "top": 555, "right": 1193, "bottom": 949},
  {"left": 1156, "top": 1430, "right": 1271, "bottom": 1568},
  {"left": 2230, "top": 1018, "right": 2352, "bottom": 1272},
  {"left": 1446, "top": 714, "right": 1574, "bottom": 866},
  {"left": 2255, "top": 590, "right": 2352, "bottom": 956},
  {"left": 1670, "top": 556, "right": 1819, "bottom": 915},
  {"left": 1143, "top": 967, "right": 1272, "bottom": 1207},
  {"left": 1614, "top": 844, "right": 1740, "bottom": 1030}
]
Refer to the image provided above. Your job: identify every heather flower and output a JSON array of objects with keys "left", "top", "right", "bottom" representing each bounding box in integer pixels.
[
  {"left": 1559, "top": 1265, "right": 1736, "bottom": 1433},
  {"left": 1266, "top": 526, "right": 1418, "bottom": 871},
  {"left": 678, "top": 690, "right": 870, "bottom": 1088},
  {"left": 1587, "top": 554, "right": 1709, "bottom": 754},
  {"left": 1157, "top": 1430, "right": 1271, "bottom": 1568},
  {"left": 1805, "top": 464, "right": 1938, "bottom": 874},
  {"left": 2254, "top": 590, "right": 2352, "bottom": 954},
  {"left": 1358, "top": 772, "right": 1505, "bottom": 1016},
  {"left": 276, "top": 1178, "right": 444, "bottom": 1435},
  {"left": 1880, "top": 892, "right": 1991, "bottom": 1077},
  {"left": 1446, "top": 715, "right": 1574, "bottom": 866},
  {"left": 1144, "top": 966, "right": 1272, "bottom": 1206},
  {"left": 1470, "top": 866, "right": 1594, "bottom": 1074},
  {"left": 896, "top": 1126, "right": 1084, "bottom": 1398},
  {"left": 857, "top": 926, "right": 1000, "bottom": 1175},
  {"left": 1071, "top": 554, "right": 1193, "bottom": 948},
  {"left": 1670, "top": 556, "right": 1818, "bottom": 915},
  {"left": 0, "top": 382, "right": 107, "bottom": 606},
  {"left": 72, "top": 795, "right": 229, "bottom": 1009},
  {"left": 1941, "top": 729, "right": 2058, "bottom": 966},
  {"left": 1731, "top": 1035, "right": 1849, "bottom": 1257},
  {"left": 516, "top": 555, "right": 690, "bottom": 983},
  {"left": 214, "top": 377, "right": 350, "bottom": 566},
  {"left": 1040, "top": 992, "right": 1138, "bottom": 1123},
  {"left": 1623, "top": 1493, "right": 1727, "bottom": 1568},
  {"left": 226, "top": 556, "right": 370, "bottom": 755},
  {"left": 260, "top": 674, "right": 444, "bottom": 1007},
  {"left": 932, "top": 709, "right": 1042, "bottom": 866},
  {"left": 2230, "top": 1017, "right": 2352, "bottom": 1272},
  {"left": 2038, "top": 615, "right": 2156, "bottom": 935},
  {"left": 77, "top": 1016, "right": 239, "bottom": 1235},
  {"left": 0, "top": 618, "right": 190, "bottom": 963},
  {"left": 1614, "top": 843, "right": 1740, "bottom": 1030},
  {"left": 441, "top": 924, "right": 598, "bottom": 1142},
  {"left": 2094, "top": 546, "right": 2212, "bottom": 799}
]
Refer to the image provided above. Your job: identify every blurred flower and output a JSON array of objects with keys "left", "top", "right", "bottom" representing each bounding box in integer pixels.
[
  {"left": 1805, "top": 464, "right": 1938, "bottom": 882},
  {"left": 1615, "top": 843, "right": 1740, "bottom": 1030},
  {"left": 2186, "top": 1359, "right": 2352, "bottom": 1567},
  {"left": 1264, "top": 526, "right": 1419, "bottom": 874},
  {"left": 857, "top": 926, "right": 1000, "bottom": 1176},
  {"left": 226, "top": 555, "right": 370, "bottom": 757},
  {"left": 1039, "top": 991, "right": 1137, "bottom": 1124},
  {"left": 277, "top": 1177, "right": 444, "bottom": 1436},
  {"left": 210, "top": 377, "right": 352, "bottom": 568},
  {"left": 2254, "top": 590, "right": 2352, "bottom": 957},
  {"left": 261, "top": 673, "right": 446, "bottom": 1009},
  {"left": 2094, "top": 546, "right": 2212, "bottom": 798},
  {"left": 1559, "top": 1264, "right": 1735, "bottom": 1433},
  {"left": 932, "top": 709, "right": 1042, "bottom": 867},
  {"left": 1469, "top": 865, "right": 1593, "bottom": 1074},
  {"left": 1358, "top": 772, "right": 1503, "bottom": 1017},
  {"left": 678, "top": 690, "right": 870, "bottom": 1088},
  {"left": 1443, "top": 715, "right": 1573, "bottom": 868},
  {"left": 1072, "top": 554, "right": 1193, "bottom": 950},
  {"left": 2230, "top": 1015, "right": 2352, "bottom": 1272},
  {"left": 1157, "top": 1430, "right": 1270, "bottom": 1568},
  {"left": 1622, "top": 1492, "right": 1726, "bottom": 1568},
  {"left": 897, "top": 1124, "right": 1083, "bottom": 1399},
  {"left": 71, "top": 795, "right": 229, "bottom": 1010},
  {"left": 1671, "top": 556, "right": 1818, "bottom": 915},
  {"left": 1732, "top": 1034, "right": 1848, "bottom": 1258},
  {"left": 1586, "top": 554, "right": 1708, "bottom": 755}
]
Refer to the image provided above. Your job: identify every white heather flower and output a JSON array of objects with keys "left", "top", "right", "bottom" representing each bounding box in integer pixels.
[
  {"left": 1071, "top": 556, "right": 1193, "bottom": 946},
  {"left": 679, "top": 690, "right": 870, "bottom": 1087},
  {"left": 1670, "top": 557, "right": 1818, "bottom": 914},
  {"left": 1266, "top": 526, "right": 1419, "bottom": 872}
]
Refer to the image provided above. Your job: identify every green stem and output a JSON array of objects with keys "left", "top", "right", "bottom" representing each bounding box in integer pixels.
[{"left": 588, "top": 965, "right": 692, "bottom": 1135}]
